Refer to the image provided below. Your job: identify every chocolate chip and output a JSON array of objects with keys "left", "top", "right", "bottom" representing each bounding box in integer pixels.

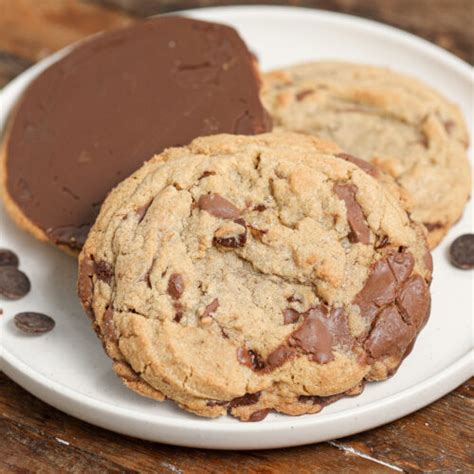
[
  {"left": 174, "top": 311, "right": 183, "bottom": 323},
  {"left": 198, "top": 170, "right": 216, "bottom": 180},
  {"left": 102, "top": 307, "right": 117, "bottom": 341},
  {"left": 387, "top": 250, "right": 414, "bottom": 283},
  {"left": 253, "top": 204, "right": 266, "bottom": 212},
  {"left": 449, "top": 234, "right": 474, "bottom": 269},
  {"left": 213, "top": 219, "right": 247, "bottom": 248},
  {"left": 397, "top": 275, "right": 430, "bottom": 327},
  {"left": 248, "top": 409, "right": 269, "bottom": 422},
  {"left": 289, "top": 306, "right": 334, "bottom": 364},
  {"left": 14, "top": 312, "right": 55, "bottom": 334},
  {"left": 336, "top": 153, "right": 377, "bottom": 177},
  {"left": 229, "top": 391, "right": 261, "bottom": 408},
  {"left": 299, "top": 393, "right": 344, "bottom": 407},
  {"left": 197, "top": 193, "right": 240, "bottom": 219},
  {"left": 237, "top": 347, "right": 266, "bottom": 370},
  {"left": 0, "top": 267, "right": 31, "bottom": 300},
  {"left": 0, "top": 249, "right": 19, "bottom": 267},
  {"left": 94, "top": 260, "right": 113, "bottom": 283},
  {"left": 424, "top": 221, "right": 443, "bottom": 232},
  {"left": 283, "top": 308, "right": 301, "bottom": 324},
  {"left": 201, "top": 298, "right": 219, "bottom": 318},
  {"left": 296, "top": 89, "right": 313, "bottom": 101},
  {"left": 168, "top": 273, "right": 185, "bottom": 299},
  {"left": 266, "top": 345, "right": 297, "bottom": 369},
  {"left": 334, "top": 183, "right": 370, "bottom": 244},
  {"left": 375, "top": 235, "right": 390, "bottom": 249},
  {"left": 364, "top": 305, "right": 413, "bottom": 359}
]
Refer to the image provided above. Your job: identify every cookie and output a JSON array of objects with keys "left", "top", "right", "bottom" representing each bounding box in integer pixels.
[
  {"left": 0, "top": 17, "right": 271, "bottom": 255},
  {"left": 262, "top": 61, "right": 471, "bottom": 248},
  {"left": 78, "top": 132, "right": 432, "bottom": 420}
]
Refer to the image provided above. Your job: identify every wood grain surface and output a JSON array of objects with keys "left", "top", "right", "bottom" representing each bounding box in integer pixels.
[{"left": 0, "top": 1, "right": 473, "bottom": 472}]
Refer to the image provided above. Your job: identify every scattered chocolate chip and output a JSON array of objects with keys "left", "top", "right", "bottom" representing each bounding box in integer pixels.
[
  {"left": 253, "top": 204, "right": 266, "bottom": 212},
  {"left": 94, "top": 260, "right": 113, "bottom": 283},
  {"left": 334, "top": 183, "right": 370, "bottom": 244},
  {"left": 0, "top": 267, "right": 31, "bottom": 300},
  {"left": 336, "top": 153, "right": 377, "bottom": 177},
  {"left": 167, "top": 273, "right": 185, "bottom": 299},
  {"left": 201, "top": 298, "right": 219, "bottom": 318},
  {"left": 14, "top": 312, "right": 55, "bottom": 334},
  {"left": 197, "top": 193, "right": 240, "bottom": 219},
  {"left": 283, "top": 308, "right": 301, "bottom": 324},
  {"left": 299, "top": 393, "right": 344, "bottom": 407},
  {"left": 296, "top": 89, "right": 313, "bottom": 101},
  {"left": 424, "top": 221, "right": 443, "bottom": 232},
  {"left": 0, "top": 249, "right": 19, "bottom": 267},
  {"left": 230, "top": 392, "right": 261, "bottom": 408},
  {"left": 213, "top": 219, "right": 247, "bottom": 248},
  {"left": 449, "top": 234, "right": 474, "bottom": 270},
  {"left": 248, "top": 409, "right": 270, "bottom": 422}
]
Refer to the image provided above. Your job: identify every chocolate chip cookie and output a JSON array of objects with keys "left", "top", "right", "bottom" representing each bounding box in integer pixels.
[
  {"left": 262, "top": 61, "right": 471, "bottom": 248},
  {"left": 78, "top": 132, "right": 432, "bottom": 420},
  {"left": 1, "top": 16, "right": 271, "bottom": 254}
]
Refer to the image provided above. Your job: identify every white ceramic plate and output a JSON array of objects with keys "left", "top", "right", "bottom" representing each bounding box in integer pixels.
[{"left": 1, "top": 6, "right": 473, "bottom": 450}]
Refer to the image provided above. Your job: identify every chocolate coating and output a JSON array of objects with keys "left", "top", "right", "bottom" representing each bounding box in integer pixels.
[{"left": 5, "top": 17, "right": 271, "bottom": 251}]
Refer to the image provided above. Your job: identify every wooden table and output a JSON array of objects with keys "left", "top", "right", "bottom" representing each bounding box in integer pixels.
[{"left": 0, "top": 1, "right": 472, "bottom": 472}]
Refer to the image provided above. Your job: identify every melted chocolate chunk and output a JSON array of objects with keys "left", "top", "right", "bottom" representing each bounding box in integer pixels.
[
  {"left": 213, "top": 218, "right": 247, "bottom": 248},
  {"left": 334, "top": 183, "right": 370, "bottom": 244},
  {"left": 229, "top": 391, "right": 261, "bottom": 408},
  {"left": 449, "top": 234, "right": 474, "bottom": 270},
  {"left": 0, "top": 267, "right": 31, "bottom": 300},
  {"left": 167, "top": 273, "right": 185, "bottom": 299},
  {"left": 5, "top": 17, "right": 270, "bottom": 252},
  {"left": 197, "top": 193, "right": 240, "bottom": 219},
  {"left": 283, "top": 308, "right": 301, "bottom": 324},
  {"left": 266, "top": 345, "right": 297, "bottom": 370},
  {"left": 299, "top": 393, "right": 344, "bottom": 407},
  {"left": 0, "top": 249, "right": 19, "bottom": 267},
  {"left": 336, "top": 153, "right": 377, "bottom": 177},
  {"left": 396, "top": 275, "right": 430, "bottom": 327},
  {"left": 174, "top": 311, "right": 183, "bottom": 323},
  {"left": 94, "top": 261, "right": 113, "bottom": 283},
  {"left": 103, "top": 307, "right": 117, "bottom": 341},
  {"left": 253, "top": 204, "right": 266, "bottom": 212},
  {"left": 14, "top": 312, "right": 55, "bottom": 334},
  {"left": 364, "top": 305, "right": 413, "bottom": 359},
  {"left": 237, "top": 347, "right": 266, "bottom": 370},
  {"left": 387, "top": 250, "right": 414, "bottom": 283},
  {"left": 201, "top": 298, "right": 219, "bottom": 318},
  {"left": 248, "top": 409, "right": 270, "bottom": 422},
  {"left": 289, "top": 306, "right": 334, "bottom": 364}
]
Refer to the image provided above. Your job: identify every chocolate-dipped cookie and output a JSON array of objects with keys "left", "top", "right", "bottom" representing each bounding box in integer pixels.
[{"left": 1, "top": 17, "right": 271, "bottom": 253}]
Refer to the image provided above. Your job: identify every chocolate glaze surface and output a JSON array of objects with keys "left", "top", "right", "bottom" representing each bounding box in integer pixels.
[{"left": 5, "top": 17, "right": 271, "bottom": 251}]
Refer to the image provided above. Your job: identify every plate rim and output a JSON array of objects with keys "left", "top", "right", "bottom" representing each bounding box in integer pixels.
[{"left": 0, "top": 4, "right": 473, "bottom": 449}]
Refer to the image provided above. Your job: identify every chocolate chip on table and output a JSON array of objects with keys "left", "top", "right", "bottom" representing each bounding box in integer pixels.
[
  {"left": 449, "top": 234, "right": 474, "bottom": 269},
  {"left": 0, "top": 267, "right": 31, "bottom": 300},
  {"left": 0, "top": 249, "right": 19, "bottom": 267},
  {"left": 14, "top": 312, "right": 55, "bottom": 334}
]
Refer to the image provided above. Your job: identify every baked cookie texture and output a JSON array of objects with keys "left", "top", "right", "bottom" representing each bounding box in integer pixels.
[
  {"left": 78, "top": 132, "right": 432, "bottom": 421},
  {"left": 262, "top": 61, "right": 471, "bottom": 248},
  {"left": 0, "top": 16, "right": 271, "bottom": 255}
]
